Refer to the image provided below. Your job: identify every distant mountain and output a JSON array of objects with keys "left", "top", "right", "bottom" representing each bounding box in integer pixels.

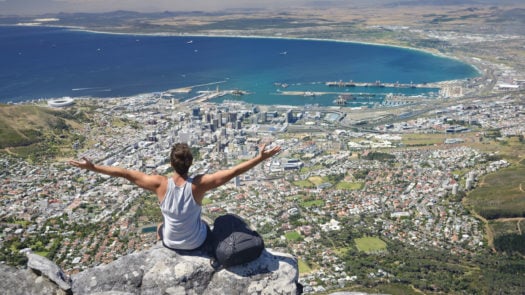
[{"left": 384, "top": 0, "right": 524, "bottom": 7}]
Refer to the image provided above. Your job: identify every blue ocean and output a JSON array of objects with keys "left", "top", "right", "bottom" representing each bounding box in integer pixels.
[{"left": 0, "top": 26, "right": 478, "bottom": 106}]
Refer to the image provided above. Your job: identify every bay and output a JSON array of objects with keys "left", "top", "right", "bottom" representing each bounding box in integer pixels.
[{"left": 0, "top": 26, "right": 478, "bottom": 106}]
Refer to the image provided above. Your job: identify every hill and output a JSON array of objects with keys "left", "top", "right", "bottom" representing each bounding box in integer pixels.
[{"left": 0, "top": 104, "right": 86, "bottom": 160}]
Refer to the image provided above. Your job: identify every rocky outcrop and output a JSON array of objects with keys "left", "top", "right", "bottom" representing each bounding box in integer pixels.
[
  {"left": 0, "top": 263, "right": 70, "bottom": 295},
  {"left": 0, "top": 244, "right": 300, "bottom": 295}
]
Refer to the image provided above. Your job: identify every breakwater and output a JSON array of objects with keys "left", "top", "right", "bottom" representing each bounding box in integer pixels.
[{"left": 325, "top": 80, "right": 439, "bottom": 89}]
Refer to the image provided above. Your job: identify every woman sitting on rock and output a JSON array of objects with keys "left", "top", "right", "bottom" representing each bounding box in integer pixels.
[{"left": 69, "top": 142, "right": 281, "bottom": 253}]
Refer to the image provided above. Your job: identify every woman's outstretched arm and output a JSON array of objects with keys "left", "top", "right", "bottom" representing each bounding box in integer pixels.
[
  {"left": 192, "top": 143, "right": 281, "bottom": 201},
  {"left": 69, "top": 157, "right": 164, "bottom": 194}
]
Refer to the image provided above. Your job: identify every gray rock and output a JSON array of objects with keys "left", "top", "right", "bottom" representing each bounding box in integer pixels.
[
  {"left": 139, "top": 247, "right": 213, "bottom": 295},
  {"left": 329, "top": 293, "right": 389, "bottom": 295},
  {"left": 2, "top": 243, "right": 299, "bottom": 295},
  {"left": 71, "top": 250, "right": 147, "bottom": 294},
  {"left": 205, "top": 250, "right": 298, "bottom": 295},
  {"left": 0, "top": 264, "right": 67, "bottom": 295},
  {"left": 72, "top": 244, "right": 299, "bottom": 295},
  {"left": 27, "top": 252, "right": 72, "bottom": 291}
]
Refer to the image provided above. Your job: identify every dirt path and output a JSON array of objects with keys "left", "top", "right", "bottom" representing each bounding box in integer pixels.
[
  {"left": 410, "top": 285, "right": 426, "bottom": 295},
  {"left": 493, "top": 217, "right": 525, "bottom": 235},
  {"left": 463, "top": 197, "right": 496, "bottom": 251},
  {"left": 493, "top": 217, "right": 525, "bottom": 222},
  {"left": 464, "top": 169, "right": 525, "bottom": 251},
  {"left": 3, "top": 148, "right": 18, "bottom": 156},
  {"left": 480, "top": 215, "right": 496, "bottom": 251}
]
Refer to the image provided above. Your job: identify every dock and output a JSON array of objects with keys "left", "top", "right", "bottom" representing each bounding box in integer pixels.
[
  {"left": 184, "top": 91, "right": 224, "bottom": 104},
  {"left": 279, "top": 91, "right": 383, "bottom": 97},
  {"left": 166, "top": 80, "right": 228, "bottom": 95},
  {"left": 325, "top": 80, "right": 438, "bottom": 89},
  {"left": 183, "top": 89, "right": 248, "bottom": 104}
]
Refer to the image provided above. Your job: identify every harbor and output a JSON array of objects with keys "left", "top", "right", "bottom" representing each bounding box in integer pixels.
[
  {"left": 161, "top": 78, "right": 443, "bottom": 108},
  {"left": 325, "top": 80, "right": 439, "bottom": 89},
  {"left": 168, "top": 79, "right": 442, "bottom": 107}
]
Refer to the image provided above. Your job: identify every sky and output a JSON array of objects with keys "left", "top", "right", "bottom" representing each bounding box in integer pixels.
[
  {"left": 0, "top": 0, "right": 520, "bottom": 15},
  {"left": 0, "top": 0, "right": 329, "bottom": 15}
]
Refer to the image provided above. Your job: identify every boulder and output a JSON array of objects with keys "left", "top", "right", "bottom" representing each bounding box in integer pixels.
[
  {"left": 0, "top": 263, "right": 69, "bottom": 295},
  {"left": 72, "top": 244, "right": 299, "bottom": 294},
  {"left": 0, "top": 243, "right": 299, "bottom": 294},
  {"left": 27, "top": 252, "right": 72, "bottom": 291}
]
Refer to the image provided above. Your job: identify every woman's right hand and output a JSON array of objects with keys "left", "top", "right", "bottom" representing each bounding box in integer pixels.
[
  {"left": 69, "top": 157, "right": 96, "bottom": 171},
  {"left": 259, "top": 143, "right": 281, "bottom": 160}
]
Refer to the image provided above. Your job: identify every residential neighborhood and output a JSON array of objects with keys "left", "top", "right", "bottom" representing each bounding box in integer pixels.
[{"left": 1, "top": 89, "right": 522, "bottom": 292}]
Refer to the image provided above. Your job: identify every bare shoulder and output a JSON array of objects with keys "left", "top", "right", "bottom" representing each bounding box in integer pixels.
[
  {"left": 145, "top": 174, "right": 167, "bottom": 188},
  {"left": 155, "top": 175, "right": 170, "bottom": 202},
  {"left": 191, "top": 174, "right": 208, "bottom": 202},
  {"left": 191, "top": 174, "right": 206, "bottom": 190}
]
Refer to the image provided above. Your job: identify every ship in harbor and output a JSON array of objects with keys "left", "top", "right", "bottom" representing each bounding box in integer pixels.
[
  {"left": 326, "top": 80, "right": 433, "bottom": 89},
  {"left": 232, "top": 89, "right": 247, "bottom": 96},
  {"left": 333, "top": 94, "right": 354, "bottom": 105},
  {"left": 274, "top": 82, "right": 289, "bottom": 88}
]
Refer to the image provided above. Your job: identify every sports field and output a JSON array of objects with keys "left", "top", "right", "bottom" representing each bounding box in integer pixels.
[
  {"left": 300, "top": 199, "right": 324, "bottom": 208},
  {"left": 285, "top": 231, "right": 302, "bottom": 241},
  {"left": 336, "top": 181, "right": 364, "bottom": 190},
  {"left": 355, "top": 237, "right": 387, "bottom": 253}
]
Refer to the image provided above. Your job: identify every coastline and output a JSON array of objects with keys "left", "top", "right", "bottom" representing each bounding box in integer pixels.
[
  {"left": 0, "top": 23, "right": 479, "bottom": 105},
  {"left": 62, "top": 25, "right": 483, "bottom": 78},
  {"left": 4, "top": 23, "right": 468, "bottom": 67},
  {"left": 74, "top": 26, "right": 454, "bottom": 59},
  {"left": 75, "top": 25, "right": 483, "bottom": 80}
]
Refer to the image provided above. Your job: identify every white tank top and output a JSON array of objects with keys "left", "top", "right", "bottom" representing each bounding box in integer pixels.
[{"left": 160, "top": 177, "right": 206, "bottom": 250}]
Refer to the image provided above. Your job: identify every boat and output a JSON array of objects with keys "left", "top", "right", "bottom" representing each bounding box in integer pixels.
[
  {"left": 273, "top": 82, "right": 289, "bottom": 88},
  {"left": 333, "top": 94, "right": 352, "bottom": 105},
  {"left": 231, "top": 89, "right": 245, "bottom": 96}
]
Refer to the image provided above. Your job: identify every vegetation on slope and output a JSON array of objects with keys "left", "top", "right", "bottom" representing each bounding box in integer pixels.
[{"left": 0, "top": 104, "right": 87, "bottom": 161}]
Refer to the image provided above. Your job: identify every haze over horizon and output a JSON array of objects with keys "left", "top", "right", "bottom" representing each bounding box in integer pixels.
[{"left": 1, "top": 0, "right": 523, "bottom": 16}]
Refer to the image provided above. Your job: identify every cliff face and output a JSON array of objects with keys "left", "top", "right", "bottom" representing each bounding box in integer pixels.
[{"left": 1, "top": 244, "right": 300, "bottom": 295}]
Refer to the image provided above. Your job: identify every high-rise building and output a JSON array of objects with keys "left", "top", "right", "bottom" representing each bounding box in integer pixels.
[
  {"left": 229, "top": 112, "right": 237, "bottom": 123},
  {"left": 192, "top": 107, "right": 201, "bottom": 118},
  {"left": 216, "top": 140, "right": 221, "bottom": 153},
  {"left": 178, "top": 132, "right": 191, "bottom": 144},
  {"left": 286, "top": 110, "right": 294, "bottom": 123},
  {"left": 216, "top": 112, "right": 222, "bottom": 127}
]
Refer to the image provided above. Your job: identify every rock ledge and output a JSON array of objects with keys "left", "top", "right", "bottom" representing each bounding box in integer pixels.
[{"left": 1, "top": 244, "right": 300, "bottom": 295}]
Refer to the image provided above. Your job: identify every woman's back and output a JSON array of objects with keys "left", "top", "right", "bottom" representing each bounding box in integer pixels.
[{"left": 160, "top": 177, "right": 207, "bottom": 250}]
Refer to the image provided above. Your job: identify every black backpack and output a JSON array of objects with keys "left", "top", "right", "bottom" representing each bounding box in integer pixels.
[{"left": 211, "top": 214, "right": 265, "bottom": 268}]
